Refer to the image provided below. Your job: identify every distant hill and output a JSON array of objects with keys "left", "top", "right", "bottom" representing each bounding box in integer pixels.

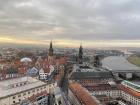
[{"left": 127, "top": 55, "right": 140, "bottom": 67}]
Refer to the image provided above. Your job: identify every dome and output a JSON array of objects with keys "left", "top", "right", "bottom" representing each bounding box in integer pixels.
[{"left": 20, "top": 57, "right": 32, "bottom": 62}]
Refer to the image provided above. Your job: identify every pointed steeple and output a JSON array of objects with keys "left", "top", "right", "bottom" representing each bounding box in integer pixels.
[
  {"left": 78, "top": 44, "right": 83, "bottom": 64},
  {"left": 48, "top": 40, "right": 53, "bottom": 56},
  {"left": 94, "top": 55, "right": 102, "bottom": 67}
]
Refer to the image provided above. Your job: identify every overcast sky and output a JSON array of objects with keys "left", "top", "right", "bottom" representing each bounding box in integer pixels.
[{"left": 0, "top": 0, "right": 140, "bottom": 48}]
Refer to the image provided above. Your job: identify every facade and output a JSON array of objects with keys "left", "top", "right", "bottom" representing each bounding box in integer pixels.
[
  {"left": 70, "top": 64, "right": 113, "bottom": 81},
  {"left": 54, "top": 65, "right": 65, "bottom": 86},
  {"left": 89, "top": 84, "right": 121, "bottom": 99},
  {"left": 20, "top": 91, "right": 48, "bottom": 105},
  {"left": 18, "top": 67, "right": 27, "bottom": 76},
  {"left": 27, "top": 67, "right": 39, "bottom": 77},
  {"left": 39, "top": 65, "right": 54, "bottom": 80},
  {"left": 82, "top": 80, "right": 140, "bottom": 105},
  {"left": 0, "top": 76, "right": 57, "bottom": 105},
  {"left": 54, "top": 87, "right": 65, "bottom": 105},
  {"left": 119, "top": 80, "right": 140, "bottom": 105},
  {"left": 39, "top": 68, "right": 48, "bottom": 80},
  {"left": 6, "top": 67, "right": 18, "bottom": 78},
  {"left": 68, "top": 83, "right": 101, "bottom": 105}
]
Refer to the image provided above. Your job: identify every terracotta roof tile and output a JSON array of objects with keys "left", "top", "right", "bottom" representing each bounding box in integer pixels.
[
  {"left": 28, "top": 91, "right": 48, "bottom": 102},
  {"left": 43, "top": 67, "right": 50, "bottom": 73},
  {"left": 18, "top": 67, "right": 26, "bottom": 74},
  {"left": 58, "top": 58, "right": 66, "bottom": 65},
  {"left": 119, "top": 84, "right": 140, "bottom": 99},
  {"left": 69, "top": 83, "right": 99, "bottom": 105}
]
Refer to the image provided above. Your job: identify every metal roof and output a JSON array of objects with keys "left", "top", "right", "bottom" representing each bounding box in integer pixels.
[{"left": 70, "top": 71, "right": 113, "bottom": 79}]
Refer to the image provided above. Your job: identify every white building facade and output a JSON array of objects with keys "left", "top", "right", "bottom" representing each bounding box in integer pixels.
[{"left": 0, "top": 77, "right": 57, "bottom": 105}]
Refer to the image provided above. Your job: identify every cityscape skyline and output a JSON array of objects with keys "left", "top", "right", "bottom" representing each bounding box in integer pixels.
[{"left": 1, "top": 1, "right": 140, "bottom": 105}]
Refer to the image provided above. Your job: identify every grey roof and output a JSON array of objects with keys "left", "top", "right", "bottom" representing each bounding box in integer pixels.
[
  {"left": 102, "top": 56, "right": 140, "bottom": 71},
  {"left": 7, "top": 68, "right": 18, "bottom": 74},
  {"left": 27, "top": 67, "right": 39, "bottom": 76},
  {"left": 70, "top": 71, "right": 113, "bottom": 79}
]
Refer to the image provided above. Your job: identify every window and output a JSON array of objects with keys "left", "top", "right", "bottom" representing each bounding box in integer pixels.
[
  {"left": 18, "top": 94, "right": 21, "bottom": 97},
  {"left": 58, "top": 101, "right": 62, "bottom": 105},
  {"left": 13, "top": 96, "right": 15, "bottom": 99},
  {"left": 13, "top": 101, "right": 15, "bottom": 104},
  {"left": 11, "top": 85, "right": 14, "bottom": 88},
  {"left": 23, "top": 92, "right": 26, "bottom": 96},
  {"left": 28, "top": 91, "right": 30, "bottom": 94}
]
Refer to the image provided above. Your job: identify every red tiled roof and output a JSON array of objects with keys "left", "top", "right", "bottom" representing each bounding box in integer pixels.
[
  {"left": 18, "top": 67, "right": 26, "bottom": 74},
  {"left": 69, "top": 83, "right": 99, "bottom": 105},
  {"left": 14, "top": 60, "right": 21, "bottom": 68},
  {"left": 43, "top": 67, "right": 50, "bottom": 73},
  {"left": 0, "top": 59, "right": 6, "bottom": 63},
  {"left": 55, "top": 57, "right": 66, "bottom": 65},
  {"left": 43, "top": 59, "right": 49, "bottom": 65},
  {"left": 58, "top": 58, "right": 66, "bottom": 65},
  {"left": 118, "top": 84, "right": 140, "bottom": 99},
  {"left": 0, "top": 69, "right": 6, "bottom": 77},
  {"left": 84, "top": 84, "right": 118, "bottom": 91},
  {"left": 28, "top": 91, "right": 48, "bottom": 102}
]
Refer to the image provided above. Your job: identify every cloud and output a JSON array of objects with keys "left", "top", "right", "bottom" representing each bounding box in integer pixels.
[{"left": 0, "top": 0, "right": 140, "bottom": 47}]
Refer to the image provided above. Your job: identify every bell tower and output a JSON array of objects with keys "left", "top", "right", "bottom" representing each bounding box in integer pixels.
[
  {"left": 48, "top": 41, "right": 54, "bottom": 64},
  {"left": 78, "top": 44, "right": 83, "bottom": 64}
]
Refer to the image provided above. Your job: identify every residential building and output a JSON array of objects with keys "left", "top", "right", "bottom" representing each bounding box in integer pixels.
[
  {"left": 68, "top": 82, "right": 101, "bottom": 105},
  {"left": 0, "top": 76, "right": 56, "bottom": 105}
]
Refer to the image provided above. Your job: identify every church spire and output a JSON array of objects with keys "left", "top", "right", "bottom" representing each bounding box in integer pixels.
[
  {"left": 78, "top": 44, "right": 83, "bottom": 64},
  {"left": 48, "top": 40, "right": 53, "bottom": 56}
]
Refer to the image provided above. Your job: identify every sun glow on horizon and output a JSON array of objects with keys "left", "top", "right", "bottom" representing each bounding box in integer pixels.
[{"left": 0, "top": 36, "right": 140, "bottom": 48}]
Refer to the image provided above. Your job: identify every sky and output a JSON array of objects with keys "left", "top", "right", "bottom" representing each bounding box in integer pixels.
[{"left": 0, "top": 0, "right": 140, "bottom": 48}]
